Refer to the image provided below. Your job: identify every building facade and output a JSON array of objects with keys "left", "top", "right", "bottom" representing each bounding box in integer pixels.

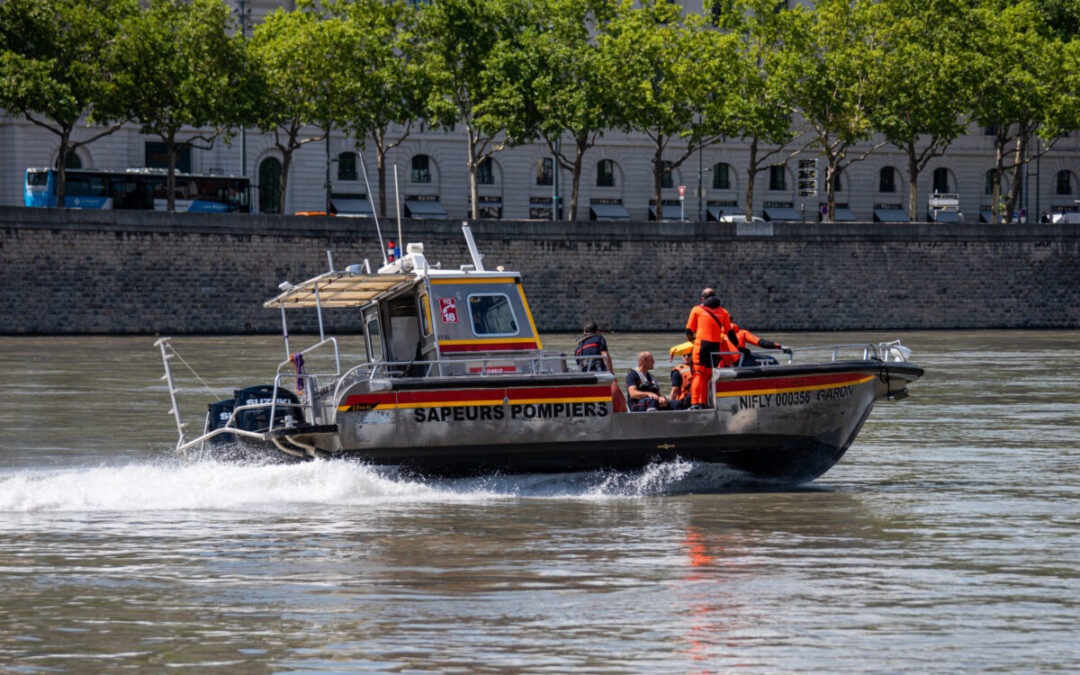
[{"left": 3, "top": 0, "right": 1079, "bottom": 223}]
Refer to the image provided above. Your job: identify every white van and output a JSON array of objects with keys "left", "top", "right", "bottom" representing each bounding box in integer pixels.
[{"left": 718, "top": 214, "right": 766, "bottom": 223}]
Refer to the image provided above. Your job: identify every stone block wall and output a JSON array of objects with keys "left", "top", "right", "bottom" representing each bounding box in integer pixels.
[{"left": 2, "top": 206, "right": 1079, "bottom": 334}]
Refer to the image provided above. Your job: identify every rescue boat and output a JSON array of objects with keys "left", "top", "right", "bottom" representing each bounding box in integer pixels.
[{"left": 156, "top": 224, "right": 923, "bottom": 485}]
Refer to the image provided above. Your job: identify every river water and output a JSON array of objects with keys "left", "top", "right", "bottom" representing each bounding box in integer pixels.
[{"left": 0, "top": 331, "right": 1077, "bottom": 672}]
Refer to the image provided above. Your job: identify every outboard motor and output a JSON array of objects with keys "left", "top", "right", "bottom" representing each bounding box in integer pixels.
[
  {"left": 206, "top": 397, "right": 236, "bottom": 446},
  {"left": 233, "top": 384, "right": 301, "bottom": 434}
]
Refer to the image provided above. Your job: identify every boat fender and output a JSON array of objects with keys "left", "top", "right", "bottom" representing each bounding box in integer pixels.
[
  {"left": 712, "top": 368, "right": 737, "bottom": 381},
  {"left": 368, "top": 378, "right": 393, "bottom": 393}
]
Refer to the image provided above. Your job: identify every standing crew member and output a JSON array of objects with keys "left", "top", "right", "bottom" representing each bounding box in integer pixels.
[
  {"left": 685, "top": 288, "right": 748, "bottom": 409},
  {"left": 575, "top": 320, "right": 612, "bottom": 372}
]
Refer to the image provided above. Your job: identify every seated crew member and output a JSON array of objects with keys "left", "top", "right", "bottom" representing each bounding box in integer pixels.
[
  {"left": 731, "top": 323, "right": 793, "bottom": 366},
  {"left": 668, "top": 353, "right": 692, "bottom": 410},
  {"left": 575, "top": 320, "right": 613, "bottom": 372},
  {"left": 627, "top": 351, "right": 668, "bottom": 412},
  {"left": 685, "top": 288, "right": 750, "bottom": 409}
]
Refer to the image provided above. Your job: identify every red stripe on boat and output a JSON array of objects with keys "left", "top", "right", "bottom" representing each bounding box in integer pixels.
[
  {"left": 715, "top": 371, "right": 870, "bottom": 393},
  {"left": 438, "top": 341, "right": 539, "bottom": 353}
]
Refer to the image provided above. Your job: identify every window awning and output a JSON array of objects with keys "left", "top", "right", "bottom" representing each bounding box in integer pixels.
[
  {"left": 763, "top": 207, "right": 801, "bottom": 222},
  {"left": 264, "top": 272, "right": 416, "bottom": 309},
  {"left": 833, "top": 207, "right": 857, "bottom": 221},
  {"left": 980, "top": 210, "right": 996, "bottom": 223},
  {"left": 404, "top": 199, "right": 448, "bottom": 218},
  {"left": 649, "top": 204, "right": 683, "bottom": 220},
  {"left": 590, "top": 203, "right": 630, "bottom": 221},
  {"left": 873, "top": 208, "right": 910, "bottom": 223},
  {"left": 707, "top": 205, "right": 742, "bottom": 220},
  {"left": 331, "top": 198, "right": 374, "bottom": 217},
  {"left": 929, "top": 210, "right": 960, "bottom": 223}
]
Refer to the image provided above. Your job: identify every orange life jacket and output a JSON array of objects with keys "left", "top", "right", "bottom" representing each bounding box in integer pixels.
[
  {"left": 672, "top": 363, "right": 692, "bottom": 400},
  {"left": 686, "top": 304, "right": 732, "bottom": 344}
]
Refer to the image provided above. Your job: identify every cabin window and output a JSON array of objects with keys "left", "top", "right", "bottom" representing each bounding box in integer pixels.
[
  {"left": 418, "top": 292, "right": 432, "bottom": 336},
  {"left": 468, "top": 293, "right": 518, "bottom": 336},
  {"left": 365, "top": 315, "right": 383, "bottom": 362}
]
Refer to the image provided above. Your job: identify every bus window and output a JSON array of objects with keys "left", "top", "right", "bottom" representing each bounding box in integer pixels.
[
  {"left": 26, "top": 170, "right": 49, "bottom": 187},
  {"left": 66, "top": 175, "right": 108, "bottom": 197}
]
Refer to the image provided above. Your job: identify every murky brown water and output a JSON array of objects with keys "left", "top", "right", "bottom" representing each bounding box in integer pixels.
[{"left": 1, "top": 331, "right": 1078, "bottom": 671}]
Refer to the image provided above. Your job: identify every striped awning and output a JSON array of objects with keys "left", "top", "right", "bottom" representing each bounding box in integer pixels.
[{"left": 264, "top": 272, "right": 416, "bottom": 309}]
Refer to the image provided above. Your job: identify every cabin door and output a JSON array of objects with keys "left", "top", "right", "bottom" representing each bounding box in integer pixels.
[{"left": 384, "top": 294, "right": 423, "bottom": 366}]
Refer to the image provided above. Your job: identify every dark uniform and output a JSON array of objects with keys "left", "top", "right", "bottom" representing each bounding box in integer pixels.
[
  {"left": 575, "top": 333, "right": 609, "bottom": 372},
  {"left": 626, "top": 368, "right": 662, "bottom": 411}
]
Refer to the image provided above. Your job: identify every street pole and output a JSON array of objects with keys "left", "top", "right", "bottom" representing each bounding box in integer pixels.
[
  {"left": 325, "top": 125, "right": 332, "bottom": 214},
  {"left": 552, "top": 138, "right": 559, "bottom": 221},
  {"left": 235, "top": 0, "right": 250, "bottom": 179}
]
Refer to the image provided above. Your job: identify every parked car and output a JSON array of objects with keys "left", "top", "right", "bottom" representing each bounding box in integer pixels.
[{"left": 719, "top": 214, "right": 766, "bottom": 223}]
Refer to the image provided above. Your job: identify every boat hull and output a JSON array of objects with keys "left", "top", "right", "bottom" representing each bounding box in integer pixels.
[{"left": 306, "top": 360, "right": 922, "bottom": 484}]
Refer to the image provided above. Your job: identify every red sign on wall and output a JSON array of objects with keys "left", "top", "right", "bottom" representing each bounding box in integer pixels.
[{"left": 439, "top": 298, "right": 458, "bottom": 323}]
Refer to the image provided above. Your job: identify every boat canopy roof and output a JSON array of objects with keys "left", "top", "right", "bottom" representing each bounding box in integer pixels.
[{"left": 264, "top": 272, "right": 417, "bottom": 309}]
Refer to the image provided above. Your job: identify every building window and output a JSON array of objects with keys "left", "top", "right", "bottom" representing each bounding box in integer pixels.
[
  {"left": 145, "top": 142, "right": 191, "bottom": 174},
  {"left": 477, "top": 157, "right": 495, "bottom": 185},
  {"left": 1056, "top": 170, "right": 1073, "bottom": 195},
  {"left": 258, "top": 157, "right": 282, "bottom": 214},
  {"left": 57, "top": 153, "right": 82, "bottom": 170},
  {"left": 879, "top": 167, "right": 896, "bottom": 193},
  {"left": 411, "top": 154, "right": 431, "bottom": 183},
  {"left": 597, "top": 159, "right": 615, "bottom": 187},
  {"left": 337, "top": 152, "right": 357, "bottom": 181},
  {"left": 661, "top": 161, "right": 674, "bottom": 189},
  {"left": 832, "top": 171, "right": 842, "bottom": 192},
  {"left": 712, "top": 163, "right": 731, "bottom": 190},
  {"left": 984, "top": 125, "right": 997, "bottom": 136},
  {"left": 933, "top": 167, "right": 950, "bottom": 193},
  {"left": 984, "top": 169, "right": 998, "bottom": 195},
  {"left": 536, "top": 157, "right": 553, "bottom": 186},
  {"left": 769, "top": 165, "right": 785, "bottom": 191}
]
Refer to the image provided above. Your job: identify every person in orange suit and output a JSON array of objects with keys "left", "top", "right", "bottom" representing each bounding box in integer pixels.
[
  {"left": 718, "top": 323, "right": 793, "bottom": 367},
  {"left": 685, "top": 288, "right": 747, "bottom": 409}
]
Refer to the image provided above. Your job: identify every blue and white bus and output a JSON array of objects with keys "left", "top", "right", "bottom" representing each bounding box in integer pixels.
[{"left": 24, "top": 168, "right": 251, "bottom": 213}]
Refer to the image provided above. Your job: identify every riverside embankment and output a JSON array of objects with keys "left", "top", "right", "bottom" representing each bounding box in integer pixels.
[{"left": 2, "top": 205, "right": 1078, "bottom": 334}]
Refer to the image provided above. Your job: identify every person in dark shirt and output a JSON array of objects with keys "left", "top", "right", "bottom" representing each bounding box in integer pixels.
[
  {"left": 575, "top": 320, "right": 612, "bottom": 372},
  {"left": 627, "top": 351, "right": 668, "bottom": 411}
]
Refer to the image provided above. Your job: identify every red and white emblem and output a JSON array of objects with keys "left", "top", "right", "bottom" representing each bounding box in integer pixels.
[{"left": 439, "top": 298, "right": 458, "bottom": 323}]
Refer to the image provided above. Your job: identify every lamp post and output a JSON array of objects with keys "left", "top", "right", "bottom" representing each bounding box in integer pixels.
[
  {"left": 697, "top": 116, "right": 704, "bottom": 222},
  {"left": 234, "top": 0, "right": 251, "bottom": 178}
]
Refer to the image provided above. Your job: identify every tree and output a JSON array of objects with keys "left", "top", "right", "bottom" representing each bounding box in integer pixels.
[
  {"left": 249, "top": 3, "right": 354, "bottom": 215},
  {"left": 869, "top": 0, "right": 976, "bottom": 220},
  {"left": 782, "top": 0, "right": 884, "bottom": 222},
  {"left": 419, "top": 0, "right": 539, "bottom": 220},
  {"left": 969, "top": 0, "right": 1080, "bottom": 223},
  {"left": 0, "top": 0, "right": 137, "bottom": 206},
  {"left": 720, "top": 0, "right": 808, "bottom": 220},
  {"left": 601, "top": 1, "right": 736, "bottom": 221},
  {"left": 112, "top": 0, "right": 251, "bottom": 212},
  {"left": 333, "top": 0, "right": 430, "bottom": 218}
]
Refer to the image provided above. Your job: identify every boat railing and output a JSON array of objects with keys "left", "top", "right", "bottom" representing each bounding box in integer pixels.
[
  {"left": 768, "top": 341, "right": 911, "bottom": 366},
  {"left": 276, "top": 337, "right": 341, "bottom": 378}
]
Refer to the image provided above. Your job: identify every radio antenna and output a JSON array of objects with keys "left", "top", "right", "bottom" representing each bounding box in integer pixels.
[{"left": 358, "top": 151, "right": 387, "bottom": 267}]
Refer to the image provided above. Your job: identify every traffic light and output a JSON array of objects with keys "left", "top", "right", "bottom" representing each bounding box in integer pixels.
[{"left": 797, "top": 159, "right": 817, "bottom": 197}]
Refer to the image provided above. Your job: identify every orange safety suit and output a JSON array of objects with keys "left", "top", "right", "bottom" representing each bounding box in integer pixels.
[{"left": 685, "top": 302, "right": 735, "bottom": 406}]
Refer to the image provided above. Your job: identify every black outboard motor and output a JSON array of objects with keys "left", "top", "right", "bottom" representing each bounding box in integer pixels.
[
  {"left": 232, "top": 384, "right": 301, "bottom": 434},
  {"left": 206, "top": 398, "right": 237, "bottom": 446}
]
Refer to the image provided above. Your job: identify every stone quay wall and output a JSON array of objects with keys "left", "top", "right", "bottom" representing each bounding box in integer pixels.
[{"left": 2, "top": 206, "right": 1079, "bottom": 335}]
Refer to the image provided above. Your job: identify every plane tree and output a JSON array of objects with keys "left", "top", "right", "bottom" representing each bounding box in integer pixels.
[
  {"left": 418, "top": 0, "right": 542, "bottom": 219},
  {"left": 968, "top": 0, "right": 1080, "bottom": 223},
  {"left": 869, "top": 0, "right": 977, "bottom": 220},
  {"left": 331, "top": 0, "right": 430, "bottom": 218},
  {"left": 248, "top": 3, "right": 355, "bottom": 215},
  {"left": 600, "top": 0, "right": 738, "bottom": 221},
  {"left": 717, "top": 0, "right": 808, "bottom": 220},
  {"left": 111, "top": 0, "right": 252, "bottom": 212},
  {"left": 781, "top": 0, "right": 885, "bottom": 222},
  {"left": 0, "top": 0, "right": 137, "bottom": 206}
]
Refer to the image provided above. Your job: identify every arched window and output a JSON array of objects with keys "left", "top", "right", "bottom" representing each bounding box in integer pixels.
[
  {"left": 879, "top": 167, "right": 896, "bottom": 193},
  {"left": 477, "top": 157, "right": 495, "bottom": 185},
  {"left": 712, "top": 163, "right": 731, "bottom": 190},
  {"left": 597, "top": 159, "right": 615, "bottom": 187},
  {"left": 259, "top": 157, "right": 283, "bottom": 214},
  {"left": 661, "top": 161, "right": 674, "bottom": 189},
  {"left": 832, "top": 171, "right": 842, "bottom": 192},
  {"left": 933, "top": 167, "right": 950, "bottom": 193},
  {"left": 411, "top": 154, "right": 431, "bottom": 183},
  {"left": 769, "top": 165, "right": 786, "bottom": 191},
  {"left": 984, "top": 169, "right": 998, "bottom": 195},
  {"left": 1056, "top": 170, "right": 1073, "bottom": 195},
  {"left": 58, "top": 153, "right": 82, "bottom": 169},
  {"left": 337, "top": 152, "right": 357, "bottom": 181},
  {"left": 536, "top": 158, "right": 553, "bottom": 186}
]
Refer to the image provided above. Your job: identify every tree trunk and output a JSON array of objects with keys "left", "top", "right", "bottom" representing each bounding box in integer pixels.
[
  {"left": 992, "top": 127, "right": 1007, "bottom": 223},
  {"left": 745, "top": 136, "right": 759, "bottom": 219},
  {"left": 825, "top": 160, "right": 838, "bottom": 223},
  {"left": 55, "top": 128, "right": 72, "bottom": 207},
  {"left": 167, "top": 130, "right": 177, "bottom": 213},
  {"left": 906, "top": 142, "right": 919, "bottom": 221},
  {"left": 467, "top": 126, "right": 479, "bottom": 220},
  {"left": 652, "top": 136, "right": 664, "bottom": 221},
  {"left": 375, "top": 128, "right": 387, "bottom": 218},
  {"left": 569, "top": 142, "right": 586, "bottom": 222},
  {"left": 279, "top": 147, "right": 293, "bottom": 215},
  {"left": 1005, "top": 129, "right": 1027, "bottom": 224}
]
